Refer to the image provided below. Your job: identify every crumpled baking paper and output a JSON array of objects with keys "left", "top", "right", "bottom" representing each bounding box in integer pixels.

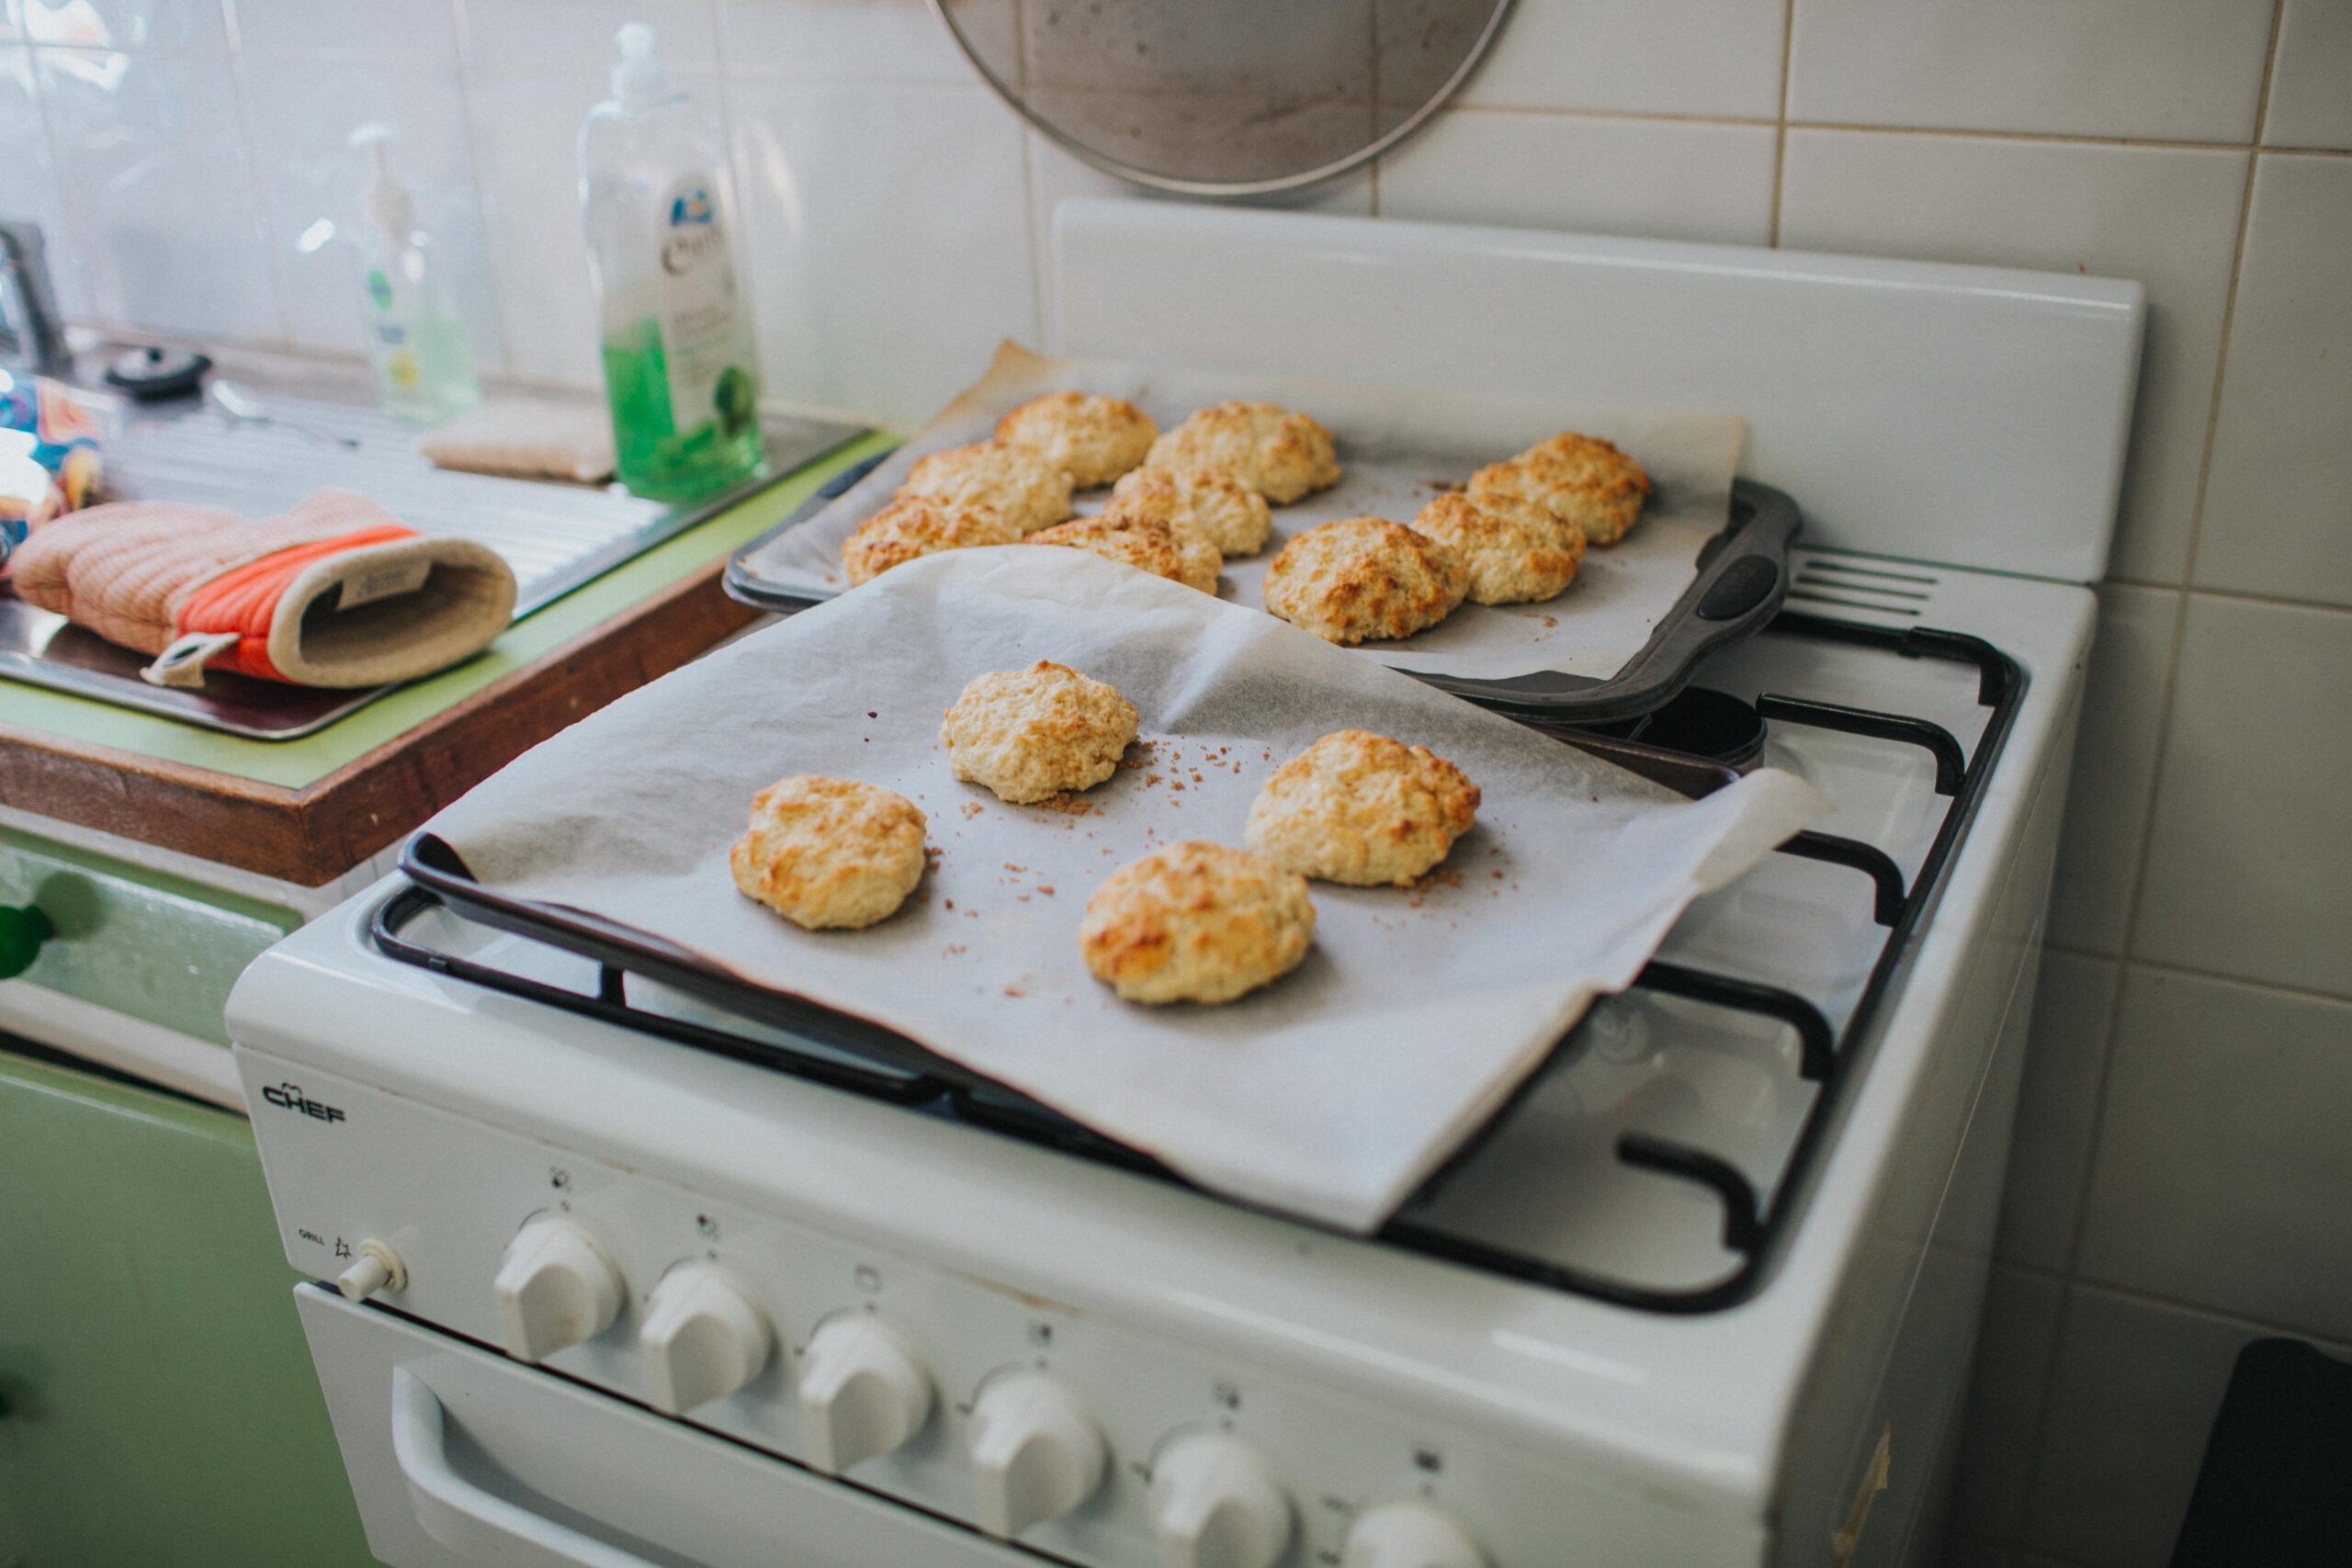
[{"left": 428, "top": 547, "right": 1825, "bottom": 1232}]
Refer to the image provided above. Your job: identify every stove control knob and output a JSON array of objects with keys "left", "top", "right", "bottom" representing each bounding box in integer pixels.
[
  {"left": 967, "top": 1371, "right": 1106, "bottom": 1539},
  {"left": 335, "top": 1238, "right": 406, "bottom": 1303},
  {"left": 797, "top": 1314, "right": 933, "bottom": 1473},
  {"left": 1148, "top": 1431, "right": 1292, "bottom": 1568},
  {"left": 638, "top": 1262, "right": 774, "bottom": 1415},
  {"left": 492, "top": 1216, "right": 624, "bottom": 1363},
  {"left": 1341, "top": 1503, "right": 1487, "bottom": 1568}
]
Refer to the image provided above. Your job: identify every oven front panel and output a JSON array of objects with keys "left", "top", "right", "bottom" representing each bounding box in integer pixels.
[
  {"left": 246, "top": 1050, "right": 1764, "bottom": 1568},
  {"left": 296, "top": 1283, "right": 1034, "bottom": 1568}
]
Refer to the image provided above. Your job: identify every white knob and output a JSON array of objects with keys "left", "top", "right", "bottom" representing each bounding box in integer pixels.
[
  {"left": 638, "top": 1262, "right": 773, "bottom": 1415},
  {"left": 798, "top": 1314, "right": 933, "bottom": 1473},
  {"left": 336, "top": 1238, "right": 405, "bottom": 1303},
  {"left": 967, "top": 1371, "right": 1106, "bottom": 1538},
  {"left": 1148, "top": 1432, "right": 1292, "bottom": 1568},
  {"left": 492, "top": 1216, "right": 625, "bottom": 1363},
  {"left": 1342, "top": 1503, "right": 1487, "bottom": 1568}
]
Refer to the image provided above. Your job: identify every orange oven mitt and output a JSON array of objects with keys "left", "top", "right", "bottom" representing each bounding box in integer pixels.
[{"left": 10, "top": 489, "right": 516, "bottom": 689}]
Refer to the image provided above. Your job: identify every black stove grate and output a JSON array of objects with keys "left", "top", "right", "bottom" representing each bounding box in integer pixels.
[{"left": 372, "top": 612, "right": 2022, "bottom": 1316}]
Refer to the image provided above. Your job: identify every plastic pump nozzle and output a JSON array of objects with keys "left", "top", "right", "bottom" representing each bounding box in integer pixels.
[
  {"left": 611, "top": 23, "right": 672, "bottom": 109},
  {"left": 348, "top": 122, "right": 414, "bottom": 242}
]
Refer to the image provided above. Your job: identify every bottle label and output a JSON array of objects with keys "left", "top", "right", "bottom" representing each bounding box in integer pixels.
[{"left": 655, "top": 175, "right": 757, "bottom": 442}]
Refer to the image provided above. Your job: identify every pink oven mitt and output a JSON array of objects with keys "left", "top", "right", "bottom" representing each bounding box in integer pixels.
[{"left": 10, "top": 488, "right": 515, "bottom": 689}]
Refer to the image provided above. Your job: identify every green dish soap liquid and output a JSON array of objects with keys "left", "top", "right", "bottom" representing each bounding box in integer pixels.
[{"left": 581, "top": 24, "right": 763, "bottom": 502}]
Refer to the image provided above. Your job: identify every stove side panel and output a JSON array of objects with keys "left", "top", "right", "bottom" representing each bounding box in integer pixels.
[{"left": 1770, "top": 676, "right": 2082, "bottom": 1566}]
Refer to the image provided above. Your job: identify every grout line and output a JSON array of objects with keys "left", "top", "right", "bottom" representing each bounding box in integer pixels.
[
  {"left": 2078, "top": 574, "right": 2352, "bottom": 616},
  {"left": 1770, "top": 0, "right": 1794, "bottom": 247},
  {"left": 445, "top": 0, "right": 516, "bottom": 377},
  {"left": 1781, "top": 118, "right": 2284, "bottom": 153},
  {"left": 216, "top": 0, "right": 299, "bottom": 352},
  {"left": 2097, "top": 0, "right": 2282, "bottom": 982},
  {"left": 2064, "top": 1276, "right": 2352, "bottom": 1359},
  {"left": 1445, "top": 102, "right": 1781, "bottom": 130},
  {"left": 2085, "top": 952, "right": 2352, "bottom": 1010},
  {"left": 1018, "top": 130, "right": 1050, "bottom": 351}
]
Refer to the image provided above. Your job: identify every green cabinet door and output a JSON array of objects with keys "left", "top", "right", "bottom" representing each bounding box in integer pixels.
[{"left": 0, "top": 1047, "right": 377, "bottom": 1568}]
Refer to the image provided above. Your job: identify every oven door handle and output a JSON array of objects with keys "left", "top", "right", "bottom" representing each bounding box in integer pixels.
[{"left": 390, "top": 1365, "right": 671, "bottom": 1568}]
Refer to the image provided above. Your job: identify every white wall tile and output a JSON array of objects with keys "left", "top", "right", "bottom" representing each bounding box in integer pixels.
[
  {"left": 466, "top": 62, "right": 607, "bottom": 382},
  {"left": 1454, "top": 0, "right": 1785, "bottom": 119},
  {"left": 2075, "top": 968, "right": 2352, "bottom": 1340},
  {"left": 718, "top": 0, "right": 978, "bottom": 83},
  {"left": 2194, "top": 155, "right": 2352, "bottom": 608},
  {"left": 461, "top": 0, "right": 717, "bottom": 75},
  {"left": 1375, "top": 109, "right": 1777, "bottom": 246},
  {"left": 2132, "top": 596, "right": 2352, "bottom": 997},
  {"left": 23, "top": 0, "right": 229, "bottom": 55},
  {"left": 2265, "top": 0, "right": 2352, "bottom": 151},
  {"left": 238, "top": 54, "right": 500, "bottom": 364},
  {"left": 230, "top": 0, "right": 459, "bottom": 64},
  {"left": 732, "top": 77, "right": 1035, "bottom": 423},
  {"left": 2047, "top": 586, "right": 2177, "bottom": 954},
  {"left": 1996, "top": 953, "right": 2118, "bottom": 1273},
  {"left": 1787, "top": 0, "right": 2273, "bottom": 143},
  {"left": 1951, "top": 1264, "right": 2065, "bottom": 1544},
  {"left": 0, "top": 42, "right": 85, "bottom": 319},
  {"left": 1024, "top": 129, "right": 1373, "bottom": 349},
  {"left": 36, "top": 45, "right": 281, "bottom": 342},
  {"left": 2027, "top": 1288, "right": 2352, "bottom": 1568},
  {"left": 1778, "top": 131, "right": 2248, "bottom": 586}
]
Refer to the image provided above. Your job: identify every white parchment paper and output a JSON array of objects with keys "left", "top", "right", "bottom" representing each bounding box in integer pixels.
[
  {"left": 428, "top": 548, "right": 1825, "bottom": 1231},
  {"left": 736, "top": 343, "right": 1747, "bottom": 682}
]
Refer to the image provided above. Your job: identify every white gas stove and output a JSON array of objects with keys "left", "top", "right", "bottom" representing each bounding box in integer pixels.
[{"left": 229, "top": 206, "right": 2142, "bottom": 1568}]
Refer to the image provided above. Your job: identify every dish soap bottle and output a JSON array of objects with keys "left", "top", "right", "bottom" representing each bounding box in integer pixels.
[
  {"left": 348, "top": 124, "right": 481, "bottom": 425},
  {"left": 581, "top": 23, "right": 763, "bottom": 501}
]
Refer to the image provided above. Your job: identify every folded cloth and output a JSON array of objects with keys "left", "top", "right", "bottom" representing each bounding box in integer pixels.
[
  {"left": 10, "top": 488, "right": 516, "bottom": 689},
  {"left": 416, "top": 399, "right": 616, "bottom": 484}
]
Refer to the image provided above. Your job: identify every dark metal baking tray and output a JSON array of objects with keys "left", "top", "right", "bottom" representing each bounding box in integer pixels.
[
  {"left": 725, "top": 462, "right": 1799, "bottom": 726},
  {"left": 1, "top": 390, "right": 867, "bottom": 740}
]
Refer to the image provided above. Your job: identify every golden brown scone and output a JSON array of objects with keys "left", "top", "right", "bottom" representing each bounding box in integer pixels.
[
  {"left": 1467, "top": 432, "right": 1651, "bottom": 547},
  {"left": 1144, "top": 400, "right": 1340, "bottom": 504},
  {"left": 841, "top": 496, "right": 1019, "bottom": 586},
  {"left": 897, "top": 439, "right": 1074, "bottom": 535},
  {"left": 1411, "top": 491, "right": 1587, "bottom": 604},
  {"left": 1080, "top": 841, "right": 1315, "bottom": 1005},
  {"left": 730, "top": 776, "right": 927, "bottom": 931},
  {"left": 939, "top": 660, "right": 1139, "bottom": 805},
  {"left": 1246, "top": 730, "right": 1480, "bottom": 888},
  {"left": 994, "top": 391, "right": 1157, "bottom": 489},
  {"left": 1107, "top": 465, "right": 1273, "bottom": 557},
  {"left": 1027, "top": 512, "right": 1221, "bottom": 594},
  {"left": 1260, "top": 517, "right": 1467, "bottom": 644}
]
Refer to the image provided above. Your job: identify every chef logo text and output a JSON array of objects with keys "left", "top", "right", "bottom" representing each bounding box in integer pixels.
[{"left": 262, "top": 1082, "right": 346, "bottom": 1124}]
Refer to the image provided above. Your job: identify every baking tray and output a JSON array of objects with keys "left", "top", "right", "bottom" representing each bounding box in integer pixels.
[
  {"left": 0, "top": 393, "right": 867, "bottom": 739},
  {"left": 722, "top": 347, "right": 1798, "bottom": 724},
  {"left": 392, "top": 720, "right": 1740, "bottom": 1133}
]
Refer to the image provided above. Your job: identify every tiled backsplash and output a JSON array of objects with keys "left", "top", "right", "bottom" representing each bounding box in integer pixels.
[{"left": 4, "top": 2, "right": 2348, "bottom": 1562}]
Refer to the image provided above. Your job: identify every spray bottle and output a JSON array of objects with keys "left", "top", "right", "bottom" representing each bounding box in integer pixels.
[{"left": 347, "top": 124, "right": 481, "bottom": 425}]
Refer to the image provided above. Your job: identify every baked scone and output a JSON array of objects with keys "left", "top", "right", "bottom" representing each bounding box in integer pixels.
[
  {"left": 940, "top": 660, "right": 1139, "bottom": 805},
  {"left": 1467, "top": 432, "right": 1651, "bottom": 547},
  {"left": 994, "top": 391, "right": 1157, "bottom": 489},
  {"left": 1079, "top": 841, "right": 1316, "bottom": 1005},
  {"left": 1246, "top": 730, "right": 1480, "bottom": 888},
  {"left": 1107, "top": 465, "right": 1273, "bottom": 557},
  {"left": 897, "top": 440, "right": 1075, "bottom": 535},
  {"left": 1411, "top": 491, "right": 1586, "bottom": 604},
  {"left": 1145, "top": 401, "right": 1340, "bottom": 504},
  {"left": 1027, "top": 512, "right": 1221, "bottom": 594},
  {"left": 730, "top": 775, "right": 927, "bottom": 931},
  {"left": 841, "top": 496, "right": 1019, "bottom": 586},
  {"left": 1260, "top": 517, "right": 1467, "bottom": 644}
]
